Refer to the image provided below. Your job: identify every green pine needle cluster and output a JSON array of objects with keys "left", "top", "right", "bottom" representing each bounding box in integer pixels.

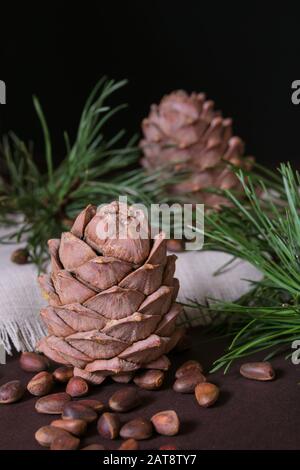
[
  {"left": 191, "top": 163, "right": 300, "bottom": 371},
  {"left": 0, "top": 78, "right": 169, "bottom": 270}
]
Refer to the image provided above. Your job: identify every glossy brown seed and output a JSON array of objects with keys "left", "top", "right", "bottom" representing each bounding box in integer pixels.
[
  {"left": 62, "top": 402, "right": 98, "bottom": 423},
  {"left": 118, "top": 439, "right": 139, "bottom": 450},
  {"left": 173, "top": 370, "right": 206, "bottom": 393},
  {"left": 19, "top": 352, "right": 50, "bottom": 372},
  {"left": 120, "top": 418, "right": 153, "bottom": 440},
  {"left": 109, "top": 387, "right": 141, "bottom": 412},
  {"left": 195, "top": 382, "right": 219, "bottom": 407},
  {"left": 27, "top": 371, "right": 54, "bottom": 397},
  {"left": 66, "top": 377, "right": 89, "bottom": 397},
  {"left": 112, "top": 372, "right": 135, "bottom": 384},
  {"left": 151, "top": 410, "right": 180, "bottom": 436},
  {"left": 166, "top": 239, "right": 184, "bottom": 252},
  {"left": 35, "top": 392, "right": 71, "bottom": 414},
  {"left": 51, "top": 419, "right": 87, "bottom": 436},
  {"left": 35, "top": 426, "right": 70, "bottom": 448},
  {"left": 240, "top": 362, "right": 275, "bottom": 381},
  {"left": 175, "top": 360, "right": 204, "bottom": 378},
  {"left": 11, "top": 248, "right": 29, "bottom": 264},
  {"left": 50, "top": 433, "right": 80, "bottom": 450},
  {"left": 53, "top": 366, "right": 74, "bottom": 383},
  {"left": 134, "top": 370, "right": 165, "bottom": 390},
  {"left": 97, "top": 412, "right": 120, "bottom": 440},
  {"left": 0, "top": 380, "right": 25, "bottom": 404},
  {"left": 81, "top": 444, "right": 106, "bottom": 450},
  {"left": 77, "top": 399, "right": 105, "bottom": 413}
]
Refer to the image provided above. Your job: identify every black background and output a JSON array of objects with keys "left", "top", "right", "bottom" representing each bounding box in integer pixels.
[{"left": 0, "top": 1, "right": 300, "bottom": 168}]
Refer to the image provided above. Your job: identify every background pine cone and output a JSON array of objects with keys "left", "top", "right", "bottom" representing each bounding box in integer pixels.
[
  {"left": 140, "top": 90, "right": 254, "bottom": 208},
  {"left": 37, "top": 202, "right": 184, "bottom": 384}
]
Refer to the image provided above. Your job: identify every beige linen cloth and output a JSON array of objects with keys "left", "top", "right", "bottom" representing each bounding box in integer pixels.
[{"left": 0, "top": 225, "right": 262, "bottom": 354}]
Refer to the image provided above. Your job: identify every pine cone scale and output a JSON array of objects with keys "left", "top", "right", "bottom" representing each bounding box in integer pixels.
[
  {"left": 73, "top": 257, "right": 133, "bottom": 292},
  {"left": 83, "top": 287, "right": 145, "bottom": 320},
  {"left": 59, "top": 232, "right": 96, "bottom": 270},
  {"left": 66, "top": 331, "right": 129, "bottom": 360}
]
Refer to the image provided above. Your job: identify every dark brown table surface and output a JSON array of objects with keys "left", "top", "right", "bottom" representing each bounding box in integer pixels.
[{"left": 0, "top": 327, "right": 299, "bottom": 450}]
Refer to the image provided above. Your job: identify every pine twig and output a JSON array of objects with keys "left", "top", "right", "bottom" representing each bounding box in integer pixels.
[
  {"left": 188, "top": 163, "right": 300, "bottom": 371},
  {"left": 0, "top": 78, "right": 169, "bottom": 270}
]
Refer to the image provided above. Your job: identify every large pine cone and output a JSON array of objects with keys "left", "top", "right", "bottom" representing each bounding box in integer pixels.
[
  {"left": 37, "top": 201, "right": 184, "bottom": 384},
  {"left": 140, "top": 90, "right": 253, "bottom": 208}
]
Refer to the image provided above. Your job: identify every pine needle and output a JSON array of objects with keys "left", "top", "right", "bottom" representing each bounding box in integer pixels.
[
  {"left": 189, "top": 163, "right": 300, "bottom": 370},
  {"left": 0, "top": 78, "right": 170, "bottom": 270}
]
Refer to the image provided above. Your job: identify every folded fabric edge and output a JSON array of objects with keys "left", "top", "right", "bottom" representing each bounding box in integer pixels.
[{"left": 0, "top": 314, "right": 46, "bottom": 355}]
